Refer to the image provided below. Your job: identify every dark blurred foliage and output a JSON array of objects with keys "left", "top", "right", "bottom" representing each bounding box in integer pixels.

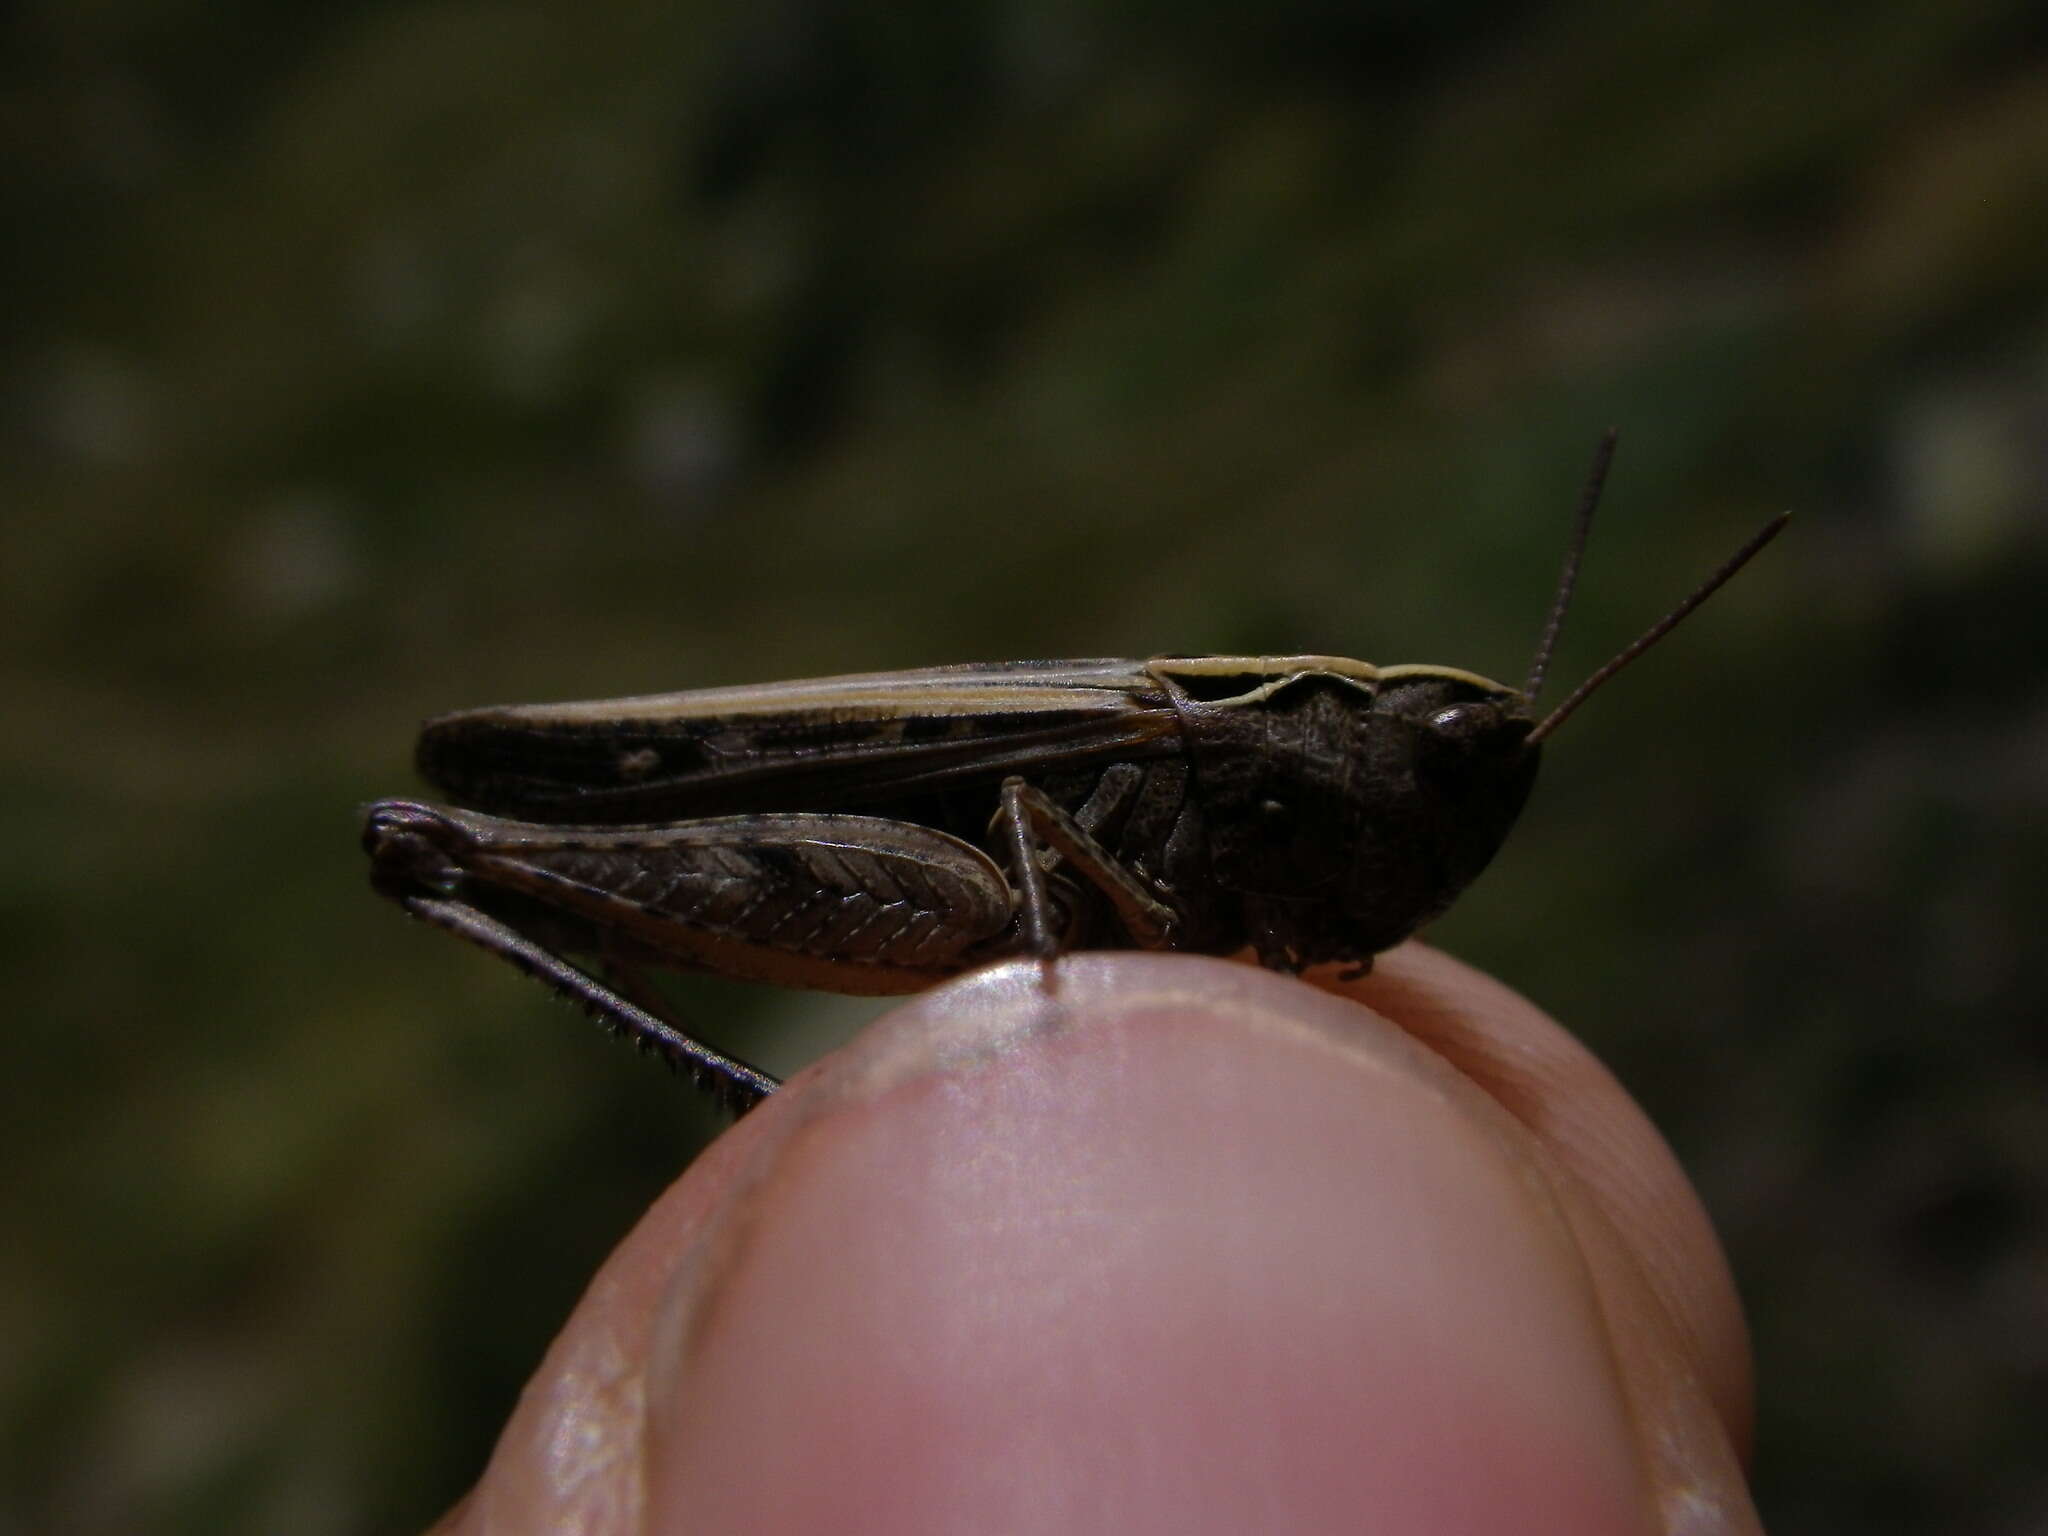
[{"left": 3, "top": 0, "right": 2045, "bottom": 1529}]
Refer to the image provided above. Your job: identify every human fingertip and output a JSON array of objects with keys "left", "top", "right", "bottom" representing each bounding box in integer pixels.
[{"left": 639, "top": 956, "right": 1662, "bottom": 1533}]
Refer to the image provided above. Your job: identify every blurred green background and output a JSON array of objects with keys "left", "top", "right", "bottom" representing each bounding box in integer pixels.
[{"left": 5, "top": 0, "right": 2045, "bottom": 1529}]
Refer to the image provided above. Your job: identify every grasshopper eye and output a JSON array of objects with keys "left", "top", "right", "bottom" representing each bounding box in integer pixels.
[
  {"left": 1427, "top": 702, "right": 1497, "bottom": 743},
  {"left": 1419, "top": 701, "right": 1528, "bottom": 776}
]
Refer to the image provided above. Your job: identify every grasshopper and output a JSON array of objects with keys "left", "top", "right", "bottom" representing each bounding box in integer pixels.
[{"left": 364, "top": 434, "right": 1786, "bottom": 1113}]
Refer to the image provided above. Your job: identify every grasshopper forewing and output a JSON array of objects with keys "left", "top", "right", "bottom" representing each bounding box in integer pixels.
[{"left": 365, "top": 436, "right": 1788, "bottom": 1113}]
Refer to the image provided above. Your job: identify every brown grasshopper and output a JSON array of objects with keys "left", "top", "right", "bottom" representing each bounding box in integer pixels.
[{"left": 364, "top": 434, "right": 1786, "bottom": 1112}]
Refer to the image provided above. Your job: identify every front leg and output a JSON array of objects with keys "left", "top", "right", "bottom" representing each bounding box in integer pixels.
[{"left": 998, "top": 777, "right": 1182, "bottom": 957}]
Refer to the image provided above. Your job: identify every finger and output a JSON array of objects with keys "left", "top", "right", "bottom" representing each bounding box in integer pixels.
[
  {"left": 1328, "top": 943, "right": 1754, "bottom": 1460},
  {"left": 437, "top": 950, "right": 1757, "bottom": 1536}
]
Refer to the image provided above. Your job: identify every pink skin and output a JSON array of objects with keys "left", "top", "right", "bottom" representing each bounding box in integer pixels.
[{"left": 431, "top": 946, "right": 1758, "bottom": 1535}]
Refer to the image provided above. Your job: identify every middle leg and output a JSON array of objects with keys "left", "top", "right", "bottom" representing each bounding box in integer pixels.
[{"left": 997, "top": 776, "right": 1181, "bottom": 955}]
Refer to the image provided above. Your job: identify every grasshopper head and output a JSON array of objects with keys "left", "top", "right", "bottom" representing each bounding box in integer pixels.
[
  {"left": 1158, "top": 660, "right": 1541, "bottom": 963},
  {"left": 1330, "top": 666, "right": 1542, "bottom": 953},
  {"left": 1186, "top": 431, "right": 1786, "bottom": 970}
]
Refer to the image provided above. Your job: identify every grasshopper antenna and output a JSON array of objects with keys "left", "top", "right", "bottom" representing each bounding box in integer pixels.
[
  {"left": 1527, "top": 510, "right": 1791, "bottom": 744},
  {"left": 1524, "top": 428, "right": 1619, "bottom": 702}
]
